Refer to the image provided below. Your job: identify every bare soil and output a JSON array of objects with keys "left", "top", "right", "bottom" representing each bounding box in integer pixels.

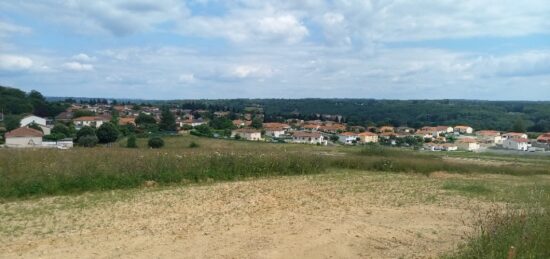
[{"left": 0, "top": 171, "right": 486, "bottom": 259}]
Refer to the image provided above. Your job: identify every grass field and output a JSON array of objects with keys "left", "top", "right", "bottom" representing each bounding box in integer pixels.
[{"left": 1, "top": 134, "right": 549, "bottom": 258}]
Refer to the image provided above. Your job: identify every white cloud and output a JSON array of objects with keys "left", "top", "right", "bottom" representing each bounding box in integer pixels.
[
  {"left": 72, "top": 53, "right": 96, "bottom": 62},
  {"left": 63, "top": 62, "right": 94, "bottom": 72},
  {"left": 0, "top": 20, "right": 31, "bottom": 38},
  {"left": 0, "top": 54, "right": 33, "bottom": 71},
  {"left": 232, "top": 65, "right": 275, "bottom": 79}
]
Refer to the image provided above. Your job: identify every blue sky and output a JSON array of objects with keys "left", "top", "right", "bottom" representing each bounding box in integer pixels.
[{"left": 1, "top": 1, "right": 550, "bottom": 100}]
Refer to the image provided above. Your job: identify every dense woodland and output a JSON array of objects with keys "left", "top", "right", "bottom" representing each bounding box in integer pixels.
[
  {"left": 170, "top": 99, "right": 550, "bottom": 132},
  {"left": 3, "top": 85, "right": 550, "bottom": 132}
]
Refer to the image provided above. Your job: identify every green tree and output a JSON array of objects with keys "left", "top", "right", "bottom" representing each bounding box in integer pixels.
[
  {"left": 148, "top": 137, "right": 164, "bottom": 148},
  {"left": 512, "top": 118, "right": 526, "bottom": 133},
  {"left": 159, "top": 107, "right": 177, "bottom": 131},
  {"left": 76, "top": 126, "right": 96, "bottom": 141},
  {"left": 126, "top": 135, "right": 137, "bottom": 148},
  {"left": 251, "top": 117, "right": 263, "bottom": 129},
  {"left": 78, "top": 135, "right": 99, "bottom": 147},
  {"left": 191, "top": 124, "right": 213, "bottom": 137},
  {"left": 209, "top": 117, "right": 234, "bottom": 130},
  {"left": 135, "top": 112, "right": 156, "bottom": 125},
  {"left": 52, "top": 123, "right": 70, "bottom": 136},
  {"left": 329, "top": 135, "right": 339, "bottom": 142},
  {"left": 96, "top": 122, "right": 120, "bottom": 143}
]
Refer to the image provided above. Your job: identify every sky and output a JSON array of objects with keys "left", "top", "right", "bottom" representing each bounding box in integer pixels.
[{"left": 1, "top": 0, "right": 550, "bottom": 100}]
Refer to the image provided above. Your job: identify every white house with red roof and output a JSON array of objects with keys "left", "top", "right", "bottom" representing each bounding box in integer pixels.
[
  {"left": 5, "top": 127, "right": 44, "bottom": 148},
  {"left": 503, "top": 138, "right": 530, "bottom": 151}
]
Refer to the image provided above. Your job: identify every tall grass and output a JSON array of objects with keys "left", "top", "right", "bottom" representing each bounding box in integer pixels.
[
  {"left": 1, "top": 144, "right": 549, "bottom": 199},
  {"left": 446, "top": 187, "right": 550, "bottom": 259}
]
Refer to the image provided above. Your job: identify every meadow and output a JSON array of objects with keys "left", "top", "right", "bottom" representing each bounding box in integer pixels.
[{"left": 1, "top": 134, "right": 549, "bottom": 258}]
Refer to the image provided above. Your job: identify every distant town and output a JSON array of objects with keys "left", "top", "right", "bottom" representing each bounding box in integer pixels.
[{"left": 2, "top": 96, "right": 550, "bottom": 153}]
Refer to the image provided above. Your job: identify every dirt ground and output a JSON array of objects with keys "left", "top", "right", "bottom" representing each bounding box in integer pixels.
[{"left": 0, "top": 171, "right": 487, "bottom": 259}]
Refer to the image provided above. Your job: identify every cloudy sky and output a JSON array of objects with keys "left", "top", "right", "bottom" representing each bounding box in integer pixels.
[{"left": 1, "top": 1, "right": 549, "bottom": 100}]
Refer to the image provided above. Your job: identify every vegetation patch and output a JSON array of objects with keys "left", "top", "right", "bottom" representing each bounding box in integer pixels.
[{"left": 442, "top": 181, "right": 492, "bottom": 196}]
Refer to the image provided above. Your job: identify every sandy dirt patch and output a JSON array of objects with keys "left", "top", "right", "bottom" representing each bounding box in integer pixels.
[{"left": 0, "top": 171, "right": 485, "bottom": 259}]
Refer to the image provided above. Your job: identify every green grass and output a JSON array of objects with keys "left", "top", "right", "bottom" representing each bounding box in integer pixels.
[
  {"left": 1, "top": 135, "right": 550, "bottom": 200},
  {"left": 442, "top": 182, "right": 492, "bottom": 196},
  {"left": 445, "top": 186, "right": 550, "bottom": 259}
]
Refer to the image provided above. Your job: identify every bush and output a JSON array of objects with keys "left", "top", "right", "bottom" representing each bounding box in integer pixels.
[
  {"left": 97, "top": 122, "right": 120, "bottom": 143},
  {"left": 127, "top": 135, "right": 137, "bottom": 148},
  {"left": 189, "top": 141, "right": 199, "bottom": 148},
  {"left": 77, "top": 126, "right": 96, "bottom": 141},
  {"left": 148, "top": 137, "right": 164, "bottom": 148},
  {"left": 78, "top": 135, "right": 99, "bottom": 147}
]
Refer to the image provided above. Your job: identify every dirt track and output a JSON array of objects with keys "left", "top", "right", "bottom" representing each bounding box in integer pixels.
[{"left": 0, "top": 171, "right": 482, "bottom": 258}]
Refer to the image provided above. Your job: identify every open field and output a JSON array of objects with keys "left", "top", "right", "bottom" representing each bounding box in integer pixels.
[
  {"left": 1, "top": 135, "right": 550, "bottom": 258},
  {"left": 2, "top": 170, "right": 549, "bottom": 258}
]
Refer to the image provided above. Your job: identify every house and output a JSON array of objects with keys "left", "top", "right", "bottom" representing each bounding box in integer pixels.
[
  {"left": 436, "top": 126, "right": 454, "bottom": 134},
  {"left": 415, "top": 130, "right": 436, "bottom": 140},
  {"left": 358, "top": 132, "right": 379, "bottom": 143},
  {"left": 5, "top": 127, "right": 44, "bottom": 148},
  {"left": 232, "top": 119, "right": 251, "bottom": 128},
  {"left": 264, "top": 127, "right": 286, "bottom": 138},
  {"left": 476, "top": 130, "right": 503, "bottom": 145},
  {"left": 302, "top": 124, "right": 320, "bottom": 131},
  {"left": 263, "top": 122, "right": 291, "bottom": 130},
  {"left": 441, "top": 143, "right": 458, "bottom": 151},
  {"left": 118, "top": 117, "right": 136, "bottom": 126},
  {"left": 55, "top": 111, "right": 73, "bottom": 122},
  {"left": 424, "top": 143, "right": 442, "bottom": 151},
  {"left": 454, "top": 125, "right": 474, "bottom": 134},
  {"left": 20, "top": 115, "right": 51, "bottom": 135},
  {"left": 338, "top": 132, "right": 359, "bottom": 145},
  {"left": 537, "top": 133, "right": 550, "bottom": 143},
  {"left": 503, "top": 138, "right": 530, "bottom": 151},
  {"left": 456, "top": 138, "right": 480, "bottom": 151},
  {"left": 73, "top": 116, "right": 111, "bottom": 129},
  {"left": 502, "top": 132, "right": 528, "bottom": 140},
  {"left": 318, "top": 124, "right": 346, "bottom": 134},
  {"left": 378, "top": 126, "right": 395, "bottom": 133},
  {"left": 182, "top": 118, "right": 207, "bottom": 127},
  {"left": 396, "top": 127, "right": 415, "bottom": 134},
  {"left": 231, "top": 128, "right": 262, "bottom": 141},
  {"left": 291, "top": 131, "right": 327, "bottom": 145}
]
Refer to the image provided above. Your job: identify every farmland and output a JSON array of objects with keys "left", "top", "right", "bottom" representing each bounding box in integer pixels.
[{"left": 1, "top": 134, "right": 549, "bottom": 258}]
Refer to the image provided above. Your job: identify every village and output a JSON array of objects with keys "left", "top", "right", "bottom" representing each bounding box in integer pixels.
[{"left": 2, "top": 102, "right": 550, "bottom": 153}]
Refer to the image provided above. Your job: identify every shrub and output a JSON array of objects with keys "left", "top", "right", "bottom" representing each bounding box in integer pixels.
[
  {"left": 97, "top": 122, "right": 119, "bottom": 143},
  {"left": 127, "top": 135, "right": 137, "bottom": 148},
  {"left": 148, "top": 137, "right": 164, "bottom": 148},
  {"left": 189, "top": 141, "right": 199, "bottom": 148},
  {"left": 78, "top": 135, "right": 99, "bottom": 147},
  {"left": 77, "top": 126, "right": 96, "bottom": 141}
]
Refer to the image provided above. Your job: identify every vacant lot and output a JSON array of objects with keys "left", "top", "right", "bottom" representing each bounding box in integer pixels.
[{"left": 1, "top": 170, "right": 546, "bottom": 258}]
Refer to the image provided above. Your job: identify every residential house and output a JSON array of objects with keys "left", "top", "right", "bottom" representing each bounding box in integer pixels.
[
  {"left": 415, "top": 130, "right": 436, "bottom": 140},
  {"left": 264, "top": 127, "right": 286, "bottom": 138},
  {"left": 454, "top": 125, "right": 474, "bottom": 134},
  {"left": 537, "top": 133, "right": 550, "bottom": 143},
  {"left": 441, "top": 143, "right": 458, "bottom": 151},
  {"left": 319, "top": 124, "right": 346, "bottom": 134},
  {"left": 232, "top": 119, "right": 251, "bottom": 128},
  {"left": 5, "top": 127, "right": 43, "bottom": 148},
  {"left": 302, "top": 124, "right": 320, "bottom": 131},
  {"left": 55, "top": 111, "right": 73, "bottom": 122},
  {"left": 503, "top": 138, "right": 530, "bottom": 151},
  {"left": 358, "top": 132, "right": 379, "bottom": 143},
  {"left": 378, "top": 126, "right": 395, "bottom": 133},
  {"left": 436, "top": 126, "right": 454, "bottom": 134},
  {"left": 231, "top": 128, "right": 262, "bottom": 141},
  {"left": 456, "top": 138, "right": 480, "bottom": 151},
  {"left": 502, "top": 132, "right": 528, "bottom": 140},
  {"left": 476, "top": 130, "right": 502, "bottom": 145},
  {"left": 338, "top": 132, "right": 359, "bottom": 145},
  {"left": 73, "top": 116, "right": 111, "bottom": 129},
  {"left": 263, "top": 122, "right": 291, "bottom": 130},
  {"left": 291, "top": 131, "right": 327, "bottom": 145},
  {"left": 182, "top": 118, "right": 207, "bottom": 127},
  {"left": 396, "top": 127, "right": 415, "bottom": 134},
  {"left": 118, "top": 117, "right": 136, "bottom": 126},
  {"left": 20, "top": 115, "right": 51, "bottom": 135}
]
